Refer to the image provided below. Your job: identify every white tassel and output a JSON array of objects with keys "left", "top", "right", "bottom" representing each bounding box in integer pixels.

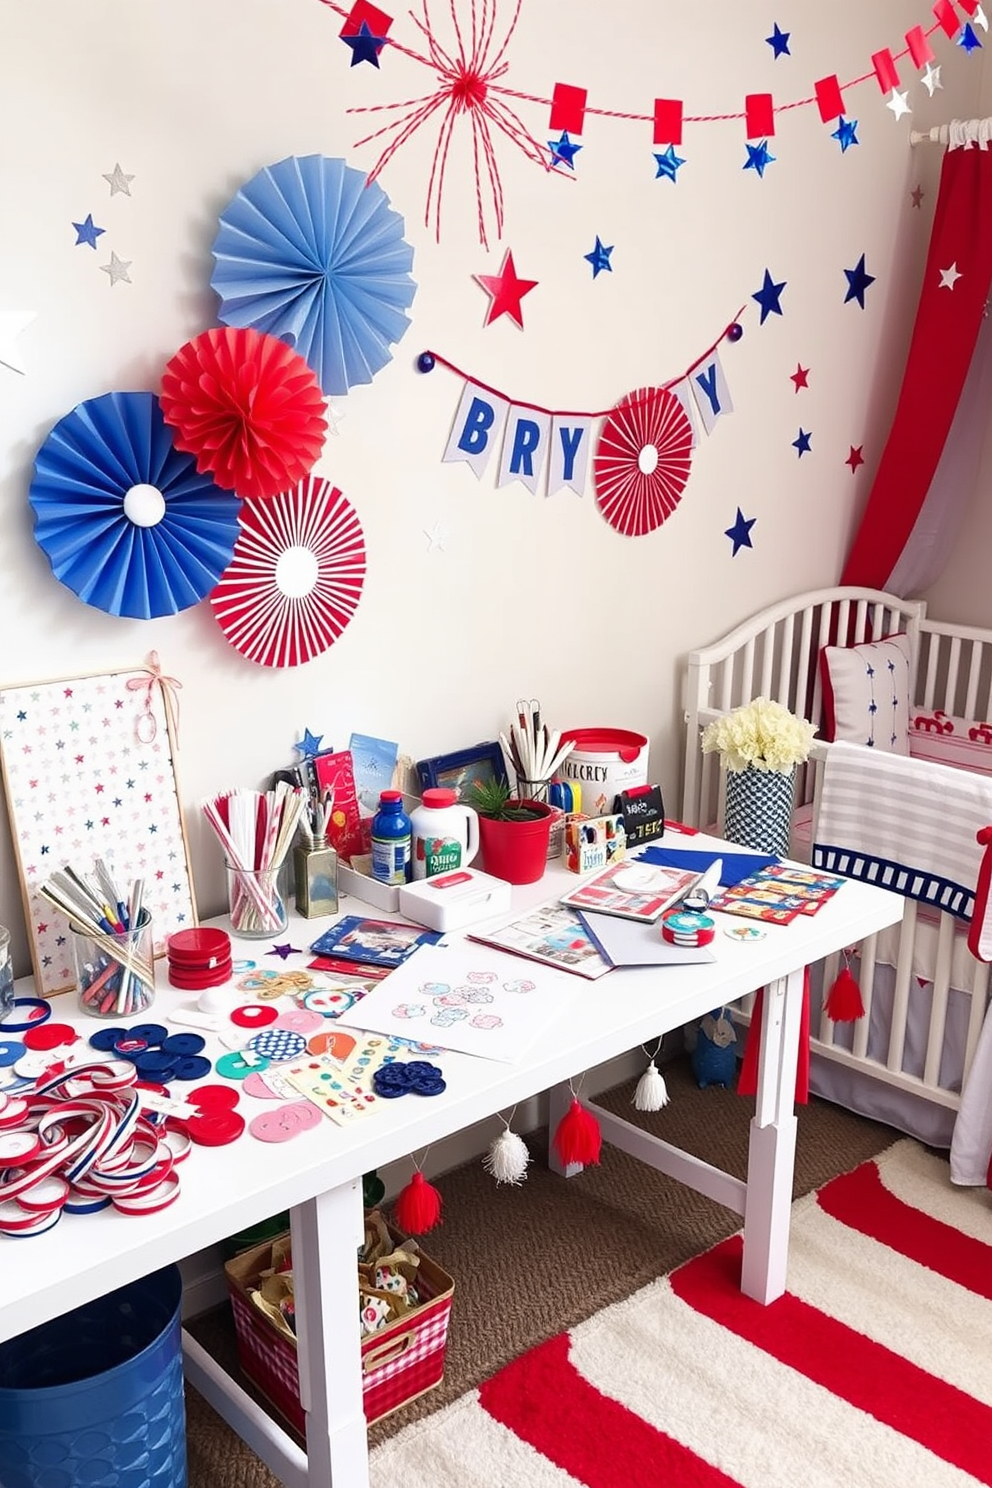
[
  {"left": 633, "top": 1061, "right": 669, "bottom": 1112},
  {"left": 483, "top": 1128, "right": 531, "bottom": 1185}
]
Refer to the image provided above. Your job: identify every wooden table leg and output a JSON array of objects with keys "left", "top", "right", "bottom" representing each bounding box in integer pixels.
[
  {"left": 291, "top": 1179, "right": 369, "bottom": 1487},
  {"left": 741, "top": 966, "right": 804, "bottom": 1304}
]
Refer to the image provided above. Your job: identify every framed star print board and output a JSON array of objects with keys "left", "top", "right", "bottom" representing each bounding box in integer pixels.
[{"left": 0, "top": 662, "right": 198, "bottom": 996}]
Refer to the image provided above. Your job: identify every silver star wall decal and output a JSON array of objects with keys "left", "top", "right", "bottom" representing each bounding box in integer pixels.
[
  {"left": 102, "top": 162, "right": 135, "bottom": 196},
  {"left": 100, "top": 252, "right": 132, "bottom": 287}
]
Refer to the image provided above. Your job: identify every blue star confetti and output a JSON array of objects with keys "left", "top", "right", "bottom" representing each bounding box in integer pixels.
[
  {"left": 744, "top": 140, "right": 776, "bottom": 177},
  {"left": 584, "top": 236, "right": 614, "bottom": 278},
  {"left": 752, "top": 268, "right": 787, "bottom": 323},
  {"left": 766, "top": 23, "right": 790, "bottom": 58},
  {"left": 269, "top": 942, "right": 303, "bottom": 960},
  {"left": 295, "top": 728, "right": 324, "bottom": 758},
  {"left": 653, "top": 145, "right": 686, "bottom": 182},
  {"left": 548, "top": 131, "right": 582, "bottom": 168},
  {"left": 342, "top": 20, "right": 387, "bottom": 66},
  {"left": 843, "top": 253, "right": 875, "bottom": 308},
  {"left": 725, "top": 508, "right": 756, "bottom": 556},
  {"left": 832, "top": 117, "right": 859, "bottom": 153},
  {"left": 793, "top": 428, "right": 812, "bottom": 457},
  {"left": 72, "top": 214, "right": 105, "bottom": 249}
]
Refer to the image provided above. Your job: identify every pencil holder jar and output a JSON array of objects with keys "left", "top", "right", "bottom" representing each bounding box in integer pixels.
[
  {"left": 72, "top": 909, "right": 155, "bottom": 1018},
  {"left": 226, "top": 862, "right": 288, "bottom": 939}
]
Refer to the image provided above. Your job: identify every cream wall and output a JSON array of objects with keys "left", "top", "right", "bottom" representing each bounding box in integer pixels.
[{"left": 0, "top": 2, "right": 979, "bottom": 975}]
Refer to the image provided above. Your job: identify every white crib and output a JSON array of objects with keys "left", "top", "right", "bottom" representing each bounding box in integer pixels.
[{"left": 681, "top": 585, "right": 992, "bottom": 1148}]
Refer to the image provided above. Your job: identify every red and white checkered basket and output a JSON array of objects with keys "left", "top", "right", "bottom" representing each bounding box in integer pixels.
[{"left": 226, "top": 1230, "right": 455, "bottom": 1435}]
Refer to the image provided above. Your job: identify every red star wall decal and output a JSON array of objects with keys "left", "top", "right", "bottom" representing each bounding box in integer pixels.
[
  {"left": 475, "top": 248, "right": 539, "bottom": 328},
  {"left": 790, "top": 364, "right": 810, "bottom": 392},
  {"left": 911, "top": 185, "right": 925, "bottom": 209},
  {"left": 846, "top": 445, "right": 865, "bottom": 472}
]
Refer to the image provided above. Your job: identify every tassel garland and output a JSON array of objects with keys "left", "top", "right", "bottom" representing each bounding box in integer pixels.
[
  {"left": 393, "top": 1169, "right": 443, "bottom": 1234},
  {"left": 823, "top": 966, "right": 865, "bottom": 1022},
  {"left": 552, "top": 1098, "right": 602, "bottom": 1166},
  {"left": 633, "top": 1061, "right": 669, "bottom": 1112},
  {"left": 483, "top": 1128, "right": 531, "bottom": 1185}
]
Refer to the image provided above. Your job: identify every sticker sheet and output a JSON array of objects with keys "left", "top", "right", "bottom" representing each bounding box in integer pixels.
[
  {"left": 0, "top": 664, "right": 197, "bottom": 995},
  {"left": 343, "top": 942, "right": 583, "bottom": 1062}
]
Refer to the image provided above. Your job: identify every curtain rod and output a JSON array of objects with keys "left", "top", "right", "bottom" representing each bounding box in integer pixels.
[{"left": 910, "top": 118, "right": 992, "bottom": 146}]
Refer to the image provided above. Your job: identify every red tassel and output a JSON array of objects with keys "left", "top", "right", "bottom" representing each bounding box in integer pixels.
[
  {"left": 392, "top": 1170, "right": 443, "bottom": 1234},
  {"left": 552, "top": 1098, "right": 602, "bottom": 1166},
  {"left": 824, "top": 967, "right": 865, "bottom": 1022}
]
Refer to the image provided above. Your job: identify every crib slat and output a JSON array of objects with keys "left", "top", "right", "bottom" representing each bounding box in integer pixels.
[
  {"left": 739, "top": 638, "right": 755, "bottom": 708},
  {"left": 758, "top": 623, "right": 774, "bottom": 698},
  {"left": 922, "top": 913, "right": 955, "bottom": 1087},
  {"left": 775, "top": 613, "right": 795, "bottom": 706},
  {"left": 885, "top": 905, "right": 918, "bottom": 1072},
  {"left": 851, "top": 932, "right": 877, "bottom": 1061},
  {"left": 962, "top": 957, "right": 990, "bottom": 1085}
]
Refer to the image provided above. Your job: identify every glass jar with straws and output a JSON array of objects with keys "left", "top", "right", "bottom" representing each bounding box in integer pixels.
[
  {"left": 39, "top": 863, "right": 156, "bottom": 1017},
  {"left": 203, "top": 781, "right": 308, "bottom": 939}
]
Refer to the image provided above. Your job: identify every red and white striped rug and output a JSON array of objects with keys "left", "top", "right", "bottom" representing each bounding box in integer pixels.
[{"left": 370, "top": 1140, "right": 992, "bottom": 1488}]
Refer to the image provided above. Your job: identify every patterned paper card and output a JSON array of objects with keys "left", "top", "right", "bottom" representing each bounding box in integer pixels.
[{"left": 0, "top": 663, "right": 197, "bottom": 996}]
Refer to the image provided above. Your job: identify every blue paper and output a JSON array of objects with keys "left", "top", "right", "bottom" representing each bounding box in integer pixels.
[
  {"left": 211, "top": 155, "right": 417, "bottom": 396},
  {"left": 29, "top": 392, "right": 242, "bottom": 619},
  {"left": 638, "top": 845, "right": 778, "bottom": 888}
]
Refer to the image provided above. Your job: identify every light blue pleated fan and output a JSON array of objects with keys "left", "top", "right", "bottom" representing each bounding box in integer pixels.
[
  {"left": 29, "top": 391, "right": 243, "bottom": 619},
  {"left": 211, "top": 155, "right": 417, "bottom": 397}
]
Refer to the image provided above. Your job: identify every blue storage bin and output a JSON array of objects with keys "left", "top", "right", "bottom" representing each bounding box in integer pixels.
[{"left": 0, "top": 1264, "right": 186, "bottom": 1488}]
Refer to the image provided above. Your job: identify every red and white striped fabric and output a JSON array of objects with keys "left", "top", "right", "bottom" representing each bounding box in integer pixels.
[{"left": 371, "top": 1140, "right": 992, "bottom": 1487}]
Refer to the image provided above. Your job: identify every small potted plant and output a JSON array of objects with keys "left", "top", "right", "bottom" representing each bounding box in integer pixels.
[
  {"left": 464, "top": 778, "right": 555, "bottom": 885},
  {"left": 700, "top": 697, "right": 817, "bottom": 855}
]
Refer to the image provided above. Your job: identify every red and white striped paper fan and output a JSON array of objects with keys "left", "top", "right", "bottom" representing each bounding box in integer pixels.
[
  {"left": 594, "top": 386, "right": 693, "bottom": 537},
  {"left": 210, "top": 474, "right": 366, "bottom": 668}
]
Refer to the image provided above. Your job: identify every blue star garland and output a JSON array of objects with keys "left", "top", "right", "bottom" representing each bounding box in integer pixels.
[
  {"left": 832, "top": 117, "right": 859, "bottom": 153},
  {"left": 548, "top": 131, "right": 582, "bottom": 168},
  {"left": 342, "top": 20, "right": 387, "bottom": 67},
  {"left": 725, "top": 508, "right": 756, "bottom": 555},
  {"left": 653, "top": 146, "right": 686, "bottom": 182},
  {"left": 743, "top": 140, "right": 776, "bottom": 177},
  {"left": 843, "top": 253, "right": 875, "bottom": 309},
  {"left": 959, "top": 23, "right": 982, "bottom": 52},
  {"left": 752, "top": 268, "right": 787, "bottom": 323}
]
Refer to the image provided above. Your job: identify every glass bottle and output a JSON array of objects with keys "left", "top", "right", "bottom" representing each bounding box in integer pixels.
[{"left": 294, "top": 836, "right": 339, "bottom": 918}]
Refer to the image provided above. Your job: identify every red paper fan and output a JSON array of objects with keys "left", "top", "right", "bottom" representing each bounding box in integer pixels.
[
  {"left": 594, "top": 386, "right": 693, "bottom": 537},
  {"left": 160, "top": 328, "right": 327, "bottom": 500},
  {"left": 210, "top": 474, "right": 366, "bottom": 668}
]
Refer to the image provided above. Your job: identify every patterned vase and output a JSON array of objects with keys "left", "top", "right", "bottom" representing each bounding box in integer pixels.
[{"left": 723, "top": 764, "right": 795, "bottom": 856}]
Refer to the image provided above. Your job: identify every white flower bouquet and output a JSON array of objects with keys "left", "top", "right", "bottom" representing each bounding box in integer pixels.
[{"left": 701, "top": 697, "right": 817, "bottom": 775}]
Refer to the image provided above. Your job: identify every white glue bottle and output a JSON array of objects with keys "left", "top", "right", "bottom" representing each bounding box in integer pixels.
[{"left": 410, "top": 788, "right": 480, "bottom": 880}]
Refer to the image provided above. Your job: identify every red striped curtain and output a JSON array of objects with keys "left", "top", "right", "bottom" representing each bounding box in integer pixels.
[{"left": 842, "top": 140, "right": 992, "bottom": 593}]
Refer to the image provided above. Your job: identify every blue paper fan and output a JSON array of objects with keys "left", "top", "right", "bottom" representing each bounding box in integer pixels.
[
  {"left": 211, "top": 154, "right": 417, "bottom": 397},
  {"left": 29, "top": 391, "right": 243, "bottom": 619}
]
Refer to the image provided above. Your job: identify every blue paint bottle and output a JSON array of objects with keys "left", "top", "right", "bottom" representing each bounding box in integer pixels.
[{"left": 371, "top": 790, "right": 413, "bottom": 885}]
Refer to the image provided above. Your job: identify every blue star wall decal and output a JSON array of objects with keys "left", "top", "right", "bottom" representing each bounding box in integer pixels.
[
  {"left": 766, "top": 22, "right": 791, "bottom": 57},
  {"left": 725, "top": 508, "right": 756, "bottom": 555},
  {"left": 342, "top": 20, "right": 387, "bottom": 67},
  {"left": 654, "top": 145, "right": 686, "bottom": 181},
  {"left": 548, "top": 131, "right": 582, "bottom": 168},
  {"left": 752, "top": 268, "right": 787, "bottom": 323},
  {"left": 295, "top": 728, "right": 325, "bottom": 758},
  {"left": 743, "top": 140, "right": 776, "bottom": 177},
  {"left": 72, "top": 214, "right": 105, "bottom": 249},
  {"left": 844, "top": 253, "right": 875, "bottom": 308},
  {"left": 959, "top": 22, "right": 983, "bottom": 52},
  {"left": 584, "top": 236, "right": 614, "bottom": 277},
  {"left": 793, "top": 428, "right": 812, "bottom": 457},
  {"left": 832, "top": 117, "right": 859, "bottom": 152}
]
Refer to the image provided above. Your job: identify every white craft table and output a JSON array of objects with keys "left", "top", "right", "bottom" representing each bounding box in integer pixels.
[{"left": 0, "top": 839, "right": 903, "bottom": 1488}]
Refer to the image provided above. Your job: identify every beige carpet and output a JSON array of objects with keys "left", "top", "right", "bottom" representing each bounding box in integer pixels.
[{"left": 185, "top": 1057, "right": 896, "bottom": 1486}]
